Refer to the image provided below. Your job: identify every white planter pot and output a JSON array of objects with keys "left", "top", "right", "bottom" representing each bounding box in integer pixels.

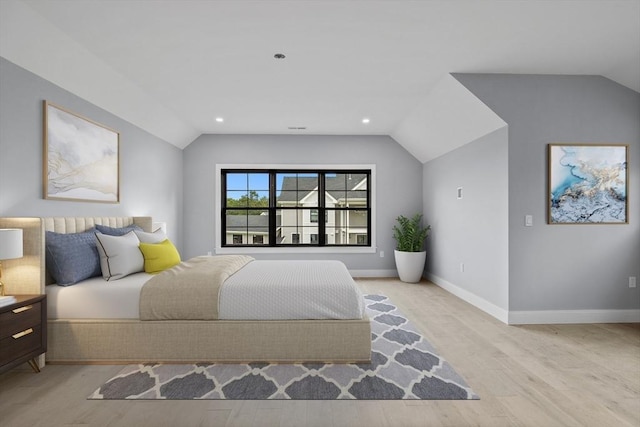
[{"left": 394, "top": 250, "right": 426, "bottom": 283}]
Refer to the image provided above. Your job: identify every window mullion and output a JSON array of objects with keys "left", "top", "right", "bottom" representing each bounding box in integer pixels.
[
  {"left": 367, "top": 173, "right": 371, "bottom": 245},
  {"left": 269, "top": 171, "right": 276, "bottom": 246},
  {"left": 221, "top": 172, "right": 227, "bottom": 246},
  {"left": 318, "top": 172, "right": 326, "bottom": 246}
]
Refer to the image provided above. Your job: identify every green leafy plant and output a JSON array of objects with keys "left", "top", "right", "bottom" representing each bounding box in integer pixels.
[{"left": 393, "top": 213, "right": 431, "bottom": 252}]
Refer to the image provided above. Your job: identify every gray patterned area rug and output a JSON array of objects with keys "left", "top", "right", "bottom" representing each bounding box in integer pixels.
[{"left": 89, "top": 295, "right": 478, "bottom": 400}]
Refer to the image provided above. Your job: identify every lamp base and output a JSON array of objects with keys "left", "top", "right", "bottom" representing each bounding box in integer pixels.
[{"left": 0, "top": 260, "right": 4, "bottom": 296}]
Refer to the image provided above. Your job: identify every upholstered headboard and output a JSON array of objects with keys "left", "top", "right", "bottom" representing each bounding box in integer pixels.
[
  {"left": 43, "top": 217, "right": 152, "bottom": 234},
  {"left": 0, "top": 216, "right": 153, "bottom": 292},
  {"left": 42, "top": 216, "right": 152, "bottom": 234}
]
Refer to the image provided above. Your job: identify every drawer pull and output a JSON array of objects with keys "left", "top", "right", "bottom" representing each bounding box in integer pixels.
[
  {"left": 12, "top": 306, "right": 32, "bottom": 314},
  {"left": 12, "top": 328, "right": 34, "bottom": 339}
]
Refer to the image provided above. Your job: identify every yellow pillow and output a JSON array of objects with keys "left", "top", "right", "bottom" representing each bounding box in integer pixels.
[{"left": 138, "top": 239, "right": 181, "bottom": 274}]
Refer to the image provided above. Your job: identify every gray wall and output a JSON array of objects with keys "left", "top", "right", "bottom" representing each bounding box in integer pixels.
[
  {"left": 182, "top": 134, "right": 423, "bottom": 271},
  {"left": 423, "top": 127, "right": 509, "bottom": 310},
  {"left": 454, "top": 74, "right": 640, "bottom": 311},
  {"left": 0, "top": 57, "right": 184, "bottom": 249}
]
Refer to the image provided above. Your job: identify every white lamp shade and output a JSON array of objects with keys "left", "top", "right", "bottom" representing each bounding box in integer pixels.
[{"left": 0, "top": 229, "right": 23, "bottom": 260}]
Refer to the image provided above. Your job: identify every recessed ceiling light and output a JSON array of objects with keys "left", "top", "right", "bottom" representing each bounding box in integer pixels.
[
  {"left": 215, "top": 117, "right": 224, "bottom": 123},
  {"left": 362, "top": 118, "right": 370, "bottom": 124}
]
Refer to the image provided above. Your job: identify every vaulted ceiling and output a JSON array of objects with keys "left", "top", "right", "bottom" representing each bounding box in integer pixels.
[{"left": 1, "top": 0, "right": 638, "bottom": 162}]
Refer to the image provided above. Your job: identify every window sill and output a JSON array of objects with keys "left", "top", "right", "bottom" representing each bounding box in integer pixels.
[{"left": 215, "top": 246, "right": 376, "bottom": 255}]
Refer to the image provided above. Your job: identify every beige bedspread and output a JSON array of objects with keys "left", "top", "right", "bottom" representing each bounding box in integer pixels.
[{"left": 139, "top": 255, "right": 254, "bottom": 320}]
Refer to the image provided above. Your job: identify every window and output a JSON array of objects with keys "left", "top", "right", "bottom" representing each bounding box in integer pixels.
[
  {"left": 221, "top": 168, "right": 371, "bottom": 247},
  {"left": 310, "top": 210, "right": 328, "bottom": 223}
]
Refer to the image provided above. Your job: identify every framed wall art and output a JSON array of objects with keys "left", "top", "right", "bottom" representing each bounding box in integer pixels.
[
  {"left": 43, "top": 101, "right": 120, "bottom": 203},
  {"left": 548, "top": 143, "right": 628, "bottom": 224}
]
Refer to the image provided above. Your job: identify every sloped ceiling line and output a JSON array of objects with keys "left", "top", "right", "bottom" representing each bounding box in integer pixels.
[
  {"left": 0, "top": 0, "right": 199, "bottom": 148},
  {"left": 391, "top": 74, "right": 507, "bottom": 164},
  {"left": 1, "top": 0, "right": 637, "bottom": 158}
]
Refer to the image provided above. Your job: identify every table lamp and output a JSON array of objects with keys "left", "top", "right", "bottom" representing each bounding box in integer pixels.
[{"left": 0, "top": 228, "right": 23, "bottom": 296}]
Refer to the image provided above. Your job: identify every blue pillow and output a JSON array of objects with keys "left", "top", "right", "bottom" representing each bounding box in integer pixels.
[
  {"left": 46, "top": 229, "right": 102, "bottom": 286},
  {"left": 95, "top": 224, "right": 142, "bottom": 236}
]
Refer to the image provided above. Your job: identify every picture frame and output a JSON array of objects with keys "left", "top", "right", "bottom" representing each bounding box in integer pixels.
[
  {"left": 548, "top": 143, "right": 628, "bottom": 224},
  {"left": 43, "top": 101, "right": 120, "bottom": 203}
]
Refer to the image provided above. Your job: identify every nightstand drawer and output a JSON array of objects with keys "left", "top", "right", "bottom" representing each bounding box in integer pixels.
[
  {"left": 0, "top": 324, "right": 43, "bottom": 366},
  {"left": 0, "top": 295, "right": 46, "bottom": 374},
  {"left": 0, "top": 302, "right": 42, "bottom": 339}
]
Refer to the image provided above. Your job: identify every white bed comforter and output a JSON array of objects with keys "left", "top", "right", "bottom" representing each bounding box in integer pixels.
[
  {"left": 219, "top": 260, "right": 365, "bottom": 320},
  {"left": 47, "top": 259, "right": 365, "bottom": 321}
]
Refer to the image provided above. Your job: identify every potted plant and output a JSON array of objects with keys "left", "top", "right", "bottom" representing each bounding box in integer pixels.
[{"left": 393, "top": 213, "right": 431, "bottom": 283}]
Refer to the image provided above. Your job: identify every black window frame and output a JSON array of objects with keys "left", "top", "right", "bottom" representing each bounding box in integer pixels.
[{"left": 221, "top": 168, "right": 371, "bottom": 247}]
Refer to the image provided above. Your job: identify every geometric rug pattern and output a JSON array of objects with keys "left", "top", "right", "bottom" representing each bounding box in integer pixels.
[{"left": 88, "top": 295, "right": 478, "bottom": 400}]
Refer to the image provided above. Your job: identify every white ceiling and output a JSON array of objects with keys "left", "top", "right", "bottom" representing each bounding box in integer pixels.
[{"left": 1, "top": 0, "right": 639, "bottom": 160}]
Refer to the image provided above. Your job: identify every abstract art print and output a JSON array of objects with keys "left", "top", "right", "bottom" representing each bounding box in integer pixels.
[
  {"left": 43, "top": 101, "right": 120, "bottom": 203},
  {"left": 548, "top": 144, "right": 628, "bottom": 224}
]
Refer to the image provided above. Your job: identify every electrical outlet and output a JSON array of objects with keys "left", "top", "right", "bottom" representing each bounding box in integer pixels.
[
  {"left": 380, "top": 250, "right": 385, "bottom": 258},
  {"left": 460, "top": 263, "right": 465, "bottom": 273},
  {"left": 630, "top": 276, "right": 637, "bottom": 288},
  {"left": 207, "top": 251, "right": 212, "bottom": 256}
]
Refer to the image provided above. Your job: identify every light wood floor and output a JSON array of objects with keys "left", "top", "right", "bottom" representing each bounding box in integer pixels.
[{"left": 1, "top": 279, "right": 638, "bottom": 427}]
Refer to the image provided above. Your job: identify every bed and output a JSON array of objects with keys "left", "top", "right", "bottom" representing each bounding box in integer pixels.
[{"left": 0, "top": 216, "right": 371, "bottom": 364}]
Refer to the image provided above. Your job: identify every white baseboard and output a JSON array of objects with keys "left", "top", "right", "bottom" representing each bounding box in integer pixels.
[
  {"left": 508, "top": 309, "right": 640, "bottom": 325},
  {"left": 426, "top": 273, "right": 640, "bottom": 325},
  {"left": 350, "top": 269, "right": 398, "bottom": 278},
  {"left": 425, "top": 273, "right": 509, "bottom": 324}
]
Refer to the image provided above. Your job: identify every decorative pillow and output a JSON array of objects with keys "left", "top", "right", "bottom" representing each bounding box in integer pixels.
[
  {"left": 135, "top": 229, "right": 167, "bottom": 244},
  {"left": 94, "top": 231, "right": 144, "bottom": 280},
  {"left": 95, "top": 223, "right": 142, "bottom": 236},
  {"left": 138, "top": 239, "right": 181, "bottom": 274},
  {"left": 45, "top": 229, "right": 102, "bottom": 286}
]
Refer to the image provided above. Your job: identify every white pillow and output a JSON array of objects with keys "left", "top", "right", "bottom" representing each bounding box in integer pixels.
[
  {"left": 134, "top": 229, "right": 167, "bottom": 244},
  {"left": 95, "top": 231, "right": 144, "bottom": 281}
]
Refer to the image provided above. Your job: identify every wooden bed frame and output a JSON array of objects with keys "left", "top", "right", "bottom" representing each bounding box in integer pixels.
[{"left": 0, "top": 217, "right": 371, "bottom": 365}]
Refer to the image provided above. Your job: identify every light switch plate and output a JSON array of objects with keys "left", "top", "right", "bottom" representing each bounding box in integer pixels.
[{"left": 525, "top": 215, "right": 533, "bottom": 227}]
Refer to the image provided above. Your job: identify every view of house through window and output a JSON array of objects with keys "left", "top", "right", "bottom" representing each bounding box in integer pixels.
[{"left": 222, "top": 169, "right": 371, "bottom": 247}]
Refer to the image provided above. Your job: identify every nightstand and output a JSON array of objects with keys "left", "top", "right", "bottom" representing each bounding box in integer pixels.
[{"left": 0, "top": 294, "right": 47, "bottom": 374}]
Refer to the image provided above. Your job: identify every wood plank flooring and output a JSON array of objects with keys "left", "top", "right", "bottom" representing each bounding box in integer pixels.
[{"left": 0, "top": 278, "right": 638, "bottom": 427}]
